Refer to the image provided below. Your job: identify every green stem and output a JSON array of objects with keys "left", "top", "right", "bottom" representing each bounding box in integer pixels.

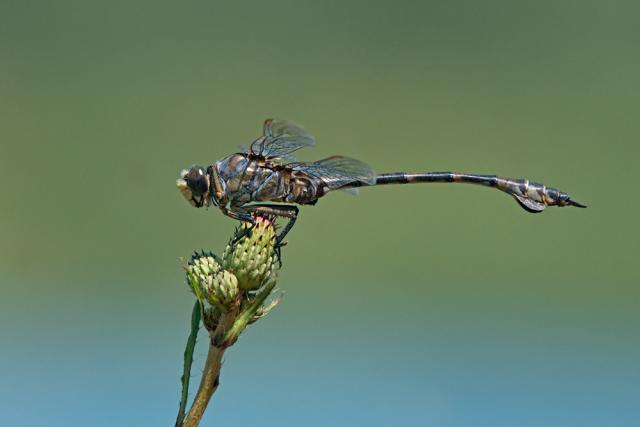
[
  {"left": 181, "top": 341, "right": 225, "bottom": 427},
  {"left": 223, "top": 279, "right": 276, "bottom": 346},
  {"left": 175, "top": 301, "right": 202, "bottom": 427},
  {"left": 181, "top": 310, "right": 236, "bottom": 427}
]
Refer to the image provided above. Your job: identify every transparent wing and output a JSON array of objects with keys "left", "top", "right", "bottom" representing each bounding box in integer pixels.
[
  {"left": 340, "top": 187, "right": 360, "bottom": 196},
  {"left": 249, "top": 119, "right": 316, "bottom": 159},
  {"left": 291, "top": 156, "right": 376, "bottom": 190}
]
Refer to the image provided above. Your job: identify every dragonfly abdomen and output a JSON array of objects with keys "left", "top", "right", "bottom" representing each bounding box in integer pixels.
[
  {"left": 373, "top": 172, "right": 586, "bottom": 213},
  {"left": 376, "top": 172, "right": 498, "bottom": 185}
]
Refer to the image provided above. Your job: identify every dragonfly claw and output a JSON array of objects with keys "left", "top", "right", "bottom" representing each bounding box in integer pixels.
[
  {"left": 231, "top": 221, "right": 256, "bottom": 245},
  {"left": 274, "top": 241, "right": 286, "bottom": 268}
]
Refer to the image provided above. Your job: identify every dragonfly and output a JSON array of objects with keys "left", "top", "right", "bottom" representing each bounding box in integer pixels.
[{"left": 177, "top": 119, "right": 586, "bottom": 244}]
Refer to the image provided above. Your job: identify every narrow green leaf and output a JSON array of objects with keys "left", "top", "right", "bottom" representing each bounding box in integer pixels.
[{"left": 175, "top": 301, "right": 202, "bottom": 427}]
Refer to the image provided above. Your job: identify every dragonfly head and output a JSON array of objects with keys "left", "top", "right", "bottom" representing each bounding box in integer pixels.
[{"left": 177, "top": 165, "right": 211, "bottom": 208}]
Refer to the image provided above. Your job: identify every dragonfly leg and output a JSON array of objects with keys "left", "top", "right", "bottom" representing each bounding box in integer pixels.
[
  {"left": 244, "top": 204, "right": 299, "bottom": 244},
  {"left": 223, "top": 207, "right": 254, "bottom": 222},
  {"left": 224, "top": 208, "right": 257, "bottom": 244}
]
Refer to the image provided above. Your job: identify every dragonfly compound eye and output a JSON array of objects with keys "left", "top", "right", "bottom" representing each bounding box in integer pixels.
[{"left": 186, "top": 166, "right": 210, "bottom": 196}]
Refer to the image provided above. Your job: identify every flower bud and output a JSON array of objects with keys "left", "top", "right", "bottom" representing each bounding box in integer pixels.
[
  {"left": 222, "top": 216, "right": 278, "bottom": 290},
  {"left": 186, "top": 252, "right": 239, "bottom": 308},
  {"left": 207, "top": 269, "right": 239, "bottom": 306}
]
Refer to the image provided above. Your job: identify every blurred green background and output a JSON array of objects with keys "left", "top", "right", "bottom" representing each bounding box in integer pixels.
[{"left": 1, "top": 1, "right": 638, "bottom": 426}]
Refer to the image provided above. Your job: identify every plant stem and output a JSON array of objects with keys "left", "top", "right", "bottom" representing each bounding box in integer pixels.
[
  {"left": 181, "top": 310, "right": 237, "bottom": 427},
  {"left": 181, "top": 342, "right": 225, "bottom": 427}
]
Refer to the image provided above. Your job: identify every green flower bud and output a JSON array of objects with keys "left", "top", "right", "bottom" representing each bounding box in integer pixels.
[
  {"left": 186, "top": 252, "right": 239, "bottom": 309},
  {"left": 207, "top": 269, "right": 239, "bottom": 306},
  {"left": 222, "top": 216, "right": 278, "bottom": 290}
]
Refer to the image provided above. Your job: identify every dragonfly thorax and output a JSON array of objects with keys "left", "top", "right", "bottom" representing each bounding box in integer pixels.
[
  {"left": 215, "top": 153, "right": 289, "bottom": 207},
  {"left": 215, "top": 153, "right": 251, "bottom": 188}
]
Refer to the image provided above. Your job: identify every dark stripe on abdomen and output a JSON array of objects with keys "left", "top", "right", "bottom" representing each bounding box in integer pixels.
[
  {"left": 375, "top": 172, "right": 500, "bottom": 186},
  {"left": 376, "top": 172, "right": 455, "bottom": 184}
]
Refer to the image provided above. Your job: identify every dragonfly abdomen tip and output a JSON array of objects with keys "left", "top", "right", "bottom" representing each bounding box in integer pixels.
[{"left": 568, "top": 199, "right": 587, "bottom": 208}]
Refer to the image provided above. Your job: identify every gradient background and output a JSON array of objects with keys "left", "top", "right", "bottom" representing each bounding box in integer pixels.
[{"left": 1, "top": 1, "right": 638, "bottom": 426}]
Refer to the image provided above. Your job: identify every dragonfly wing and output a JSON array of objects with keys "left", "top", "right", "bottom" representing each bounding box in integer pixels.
[
  {"left": 292, "top": 156, "right": 376, "bottom": 190},
  {"left": 249, "top": 119, "right": 316, "bottom": 159},
  {"left": 263, "top": 118, "right": 312, "bottom": 140},
  {"left": 340, "top": 187, "right": 360, "bottom": 196}
]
